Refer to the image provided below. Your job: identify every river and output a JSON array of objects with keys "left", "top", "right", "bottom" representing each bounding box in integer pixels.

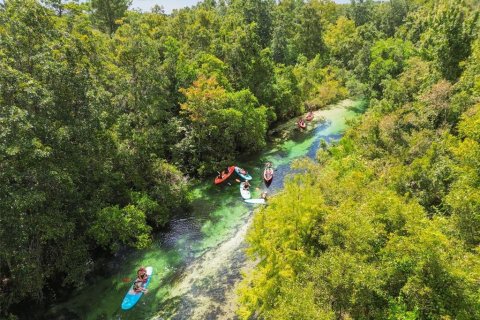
[{"left": 47, "top": 99, "right": 365, "bottom": 320}]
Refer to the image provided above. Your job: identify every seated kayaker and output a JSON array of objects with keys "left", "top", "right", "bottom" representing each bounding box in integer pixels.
[
  {"left": 133, "top": 279, "right": 148, "bottom": 293},
  {"left": 137, "top": 267, "right": 148, "bottom": 283},
  {"left": 240, "top": 168, "right": 247, "bottom": 175},
  {"left": 243, "top": 181, "right": 251, "bottom": 190},
  {"left": 261, "top": 191, "right": 268, "bottom": 200},
  {"left": 217, "top": 171, "right": 223, "bottom": 179}
]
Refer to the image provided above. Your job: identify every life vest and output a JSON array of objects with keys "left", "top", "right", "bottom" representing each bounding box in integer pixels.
[
  {"left": 138, "top": 273, "right": 148, "bottom": 283},
  {"left": 133, "top": 280, "right": 144, "bottom": 292}
]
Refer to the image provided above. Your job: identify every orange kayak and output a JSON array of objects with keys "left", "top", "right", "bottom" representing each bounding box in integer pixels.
[{"left": 214, "top": 166, "right": 235, "bottom": 184}]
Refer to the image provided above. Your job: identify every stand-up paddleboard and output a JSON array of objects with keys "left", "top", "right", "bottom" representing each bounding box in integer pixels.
[
  {"left": 240, "top": 182, "right": 251, "bottom": 199},
  {"left": 121, "top": 266, "right": 153, "bottom": 310},
  {"left": 235, "top": 166, "right": 252, "bottom": 180},
  {"left": 245, "top": 198, "right": 266, "bottom": 204}
]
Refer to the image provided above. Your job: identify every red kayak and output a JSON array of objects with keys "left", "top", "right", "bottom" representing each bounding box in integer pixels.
[
  {"left": 214, "top": 166, "right": 235, "bottom": 184},
  {"left": 306, "top": 112, "right": 314, "bottom": 121},
  {"left": 264, "top": 166, "right": 273, "bottom": 184},
  {"left": 297, "top": 119, "right": 306, "bottom": 129}
]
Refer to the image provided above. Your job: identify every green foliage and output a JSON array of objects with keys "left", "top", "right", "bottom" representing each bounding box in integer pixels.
[
  {"left": 418, "top": 0, "right": 479, "bottom": 81},
  {"left": 271, "top": 65, "right": 302, "bottom": 122},
  {"left": 348, "top": 0, "right": 375, "bottom": 27},
  {"left": 91, "top": 0, "right": 131, "bottom": 35},
  {"left": 230, "top": 0, "right": 275, "bottom": 48},
  {"left": 324, "top": 17, "right": 361, "bottom": 68},
  {"left": 89, "top": 205, "right": 152, "bottom": 251},
  {"left": 270, "top": 0, "right": 301, "bottom": 65},
  {"left": 2, "top": 0, "right": 480, "bottom": 317},
  {"left": 239, "top": 1, "right": 480, "bottom": 319},
  {"left": 294, "top": 59, "right": 348, "bottom": 110},
  {"left": 295, "top": 1, "right": 327, "bottom": 60},
  {"left": 0, "top": 0, "right": 188, "bottom": 314},
  {"left": 447, "top": 104, "right": 480, "bottom": 246},
  {"left": 177, "top": 76, "right": 267, "bottom": 175},
  {"left": 369, "top": 38, "right": 414, "bottom": 95}
]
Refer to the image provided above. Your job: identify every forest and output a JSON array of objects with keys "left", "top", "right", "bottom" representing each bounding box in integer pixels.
[
  {"left": 0, "top": 0, "right": 479, "bottom": 319},
  {"left": 238, "top": 0, "right": 480, "bottom": 319}
]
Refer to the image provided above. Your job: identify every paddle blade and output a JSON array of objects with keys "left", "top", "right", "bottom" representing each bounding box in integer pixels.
[
  {"left": 122, "top": 277, "right": 131, "bottom": 283},
  {"left": 235, "top": 179, "right": 241, "bottom": 183}
]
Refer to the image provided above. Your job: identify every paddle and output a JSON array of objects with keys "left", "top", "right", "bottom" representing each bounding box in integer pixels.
[{"left": 122, "top": 277, "right": 131, "bottom": 283}]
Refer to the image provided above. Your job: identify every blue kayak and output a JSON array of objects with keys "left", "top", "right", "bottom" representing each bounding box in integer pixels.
[
  {"left": 121, "top": 266, "right": 153, "bottom": 310},
  {"left": 234, "top": 166, "right": 252, "bottom": 180}
]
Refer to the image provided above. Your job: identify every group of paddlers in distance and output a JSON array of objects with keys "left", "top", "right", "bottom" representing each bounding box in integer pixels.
[
  {"left": 215, "top": 162, "right": 274, "bottom": 202},
  {"left": 297, "top": 111, "right": 314, "bottom": 129}
]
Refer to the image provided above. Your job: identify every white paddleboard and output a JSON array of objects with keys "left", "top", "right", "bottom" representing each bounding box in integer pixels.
[
  {"left": 240, "top": 182, "right": 251, "bottom": 199},
  {"left": 245, "top": 198, "right": 266, "bottom": 204}
]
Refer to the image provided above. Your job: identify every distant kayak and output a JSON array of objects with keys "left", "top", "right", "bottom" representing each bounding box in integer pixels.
[
  {"left": 240, "top": 182, "right": 251, "bottom": 199},
  {"left": 263, "top": 166, "right": 273, "bottom": 185},
  {"left": 297, "top": 119, "right": 306, "bottom": 129},
  {"left": 214, "top": 166, "right": 235, "bottom": 185},
  {"left": 245, "top": 198, "right": 266, "bottom": 204},
  {"left": 306, "top": 112, "right": 314, "bottom": 121},
  {"left": 121, "top": 267, "right": 153, "bottom": 310},
  {"left": 235, "top": 166, "right": 252, "bottom": 180}
]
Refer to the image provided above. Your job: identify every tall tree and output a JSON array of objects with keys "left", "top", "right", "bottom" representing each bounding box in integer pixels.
[
  {"left": 348, "top": 0, "right": 375, "bottom": 27},
  {"left": 91, "top": 0, "right": 131, "bottom": 35},
  {"left": 295, "top": 1, "right": 327, "bottom": 60},
  {"left": 230, "top": 0, "right": 275, "bottom": 48}
]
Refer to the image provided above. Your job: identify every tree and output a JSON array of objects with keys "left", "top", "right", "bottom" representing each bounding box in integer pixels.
[
  {"left": 177, "top": 76, "right": 267, "bottom": 176},
  {"left": 91, "top": 0, "right": 131, "bottom": 35},
  {"left": 374, "top": 0, "right": 412, "bottom": 37},
  {"left": 324, "top": 17, "right": 361, "bottom": 68},
  {"left": 271, "top": 0, "right": 302, "bottom": 64},
  {"left": 41, "top": 0, "right": 67, "bottom": 16},
  {"left": 230, "top": 0, "right": 275, "bottom": 48},
  {"left": 424, "top": 1, "right": 479, "bottom": 81},
  {"left": 348, "top": 0, "right": 375, "bottom": 27},
  {"left": 369, "top": 38, "right": 413, "bottom": 95},
  {"left": 447, "top": 103, "right": 480, "bottom": 246},
  {"left": 295, "top": 1, "right": 327, "bottom": 60}
]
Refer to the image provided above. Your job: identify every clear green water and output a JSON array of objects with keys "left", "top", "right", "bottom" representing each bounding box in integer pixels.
[{"left": 49, "top": 99, "right": 365, "bottom": 320}]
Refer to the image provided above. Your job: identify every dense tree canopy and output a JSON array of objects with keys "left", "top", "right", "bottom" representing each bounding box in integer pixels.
[
  {"left": 239, "top": 0, "right": 480, "bottom": 319},
  {"left": 1, "top": 0, "right": 479, "bottom": 318}
]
